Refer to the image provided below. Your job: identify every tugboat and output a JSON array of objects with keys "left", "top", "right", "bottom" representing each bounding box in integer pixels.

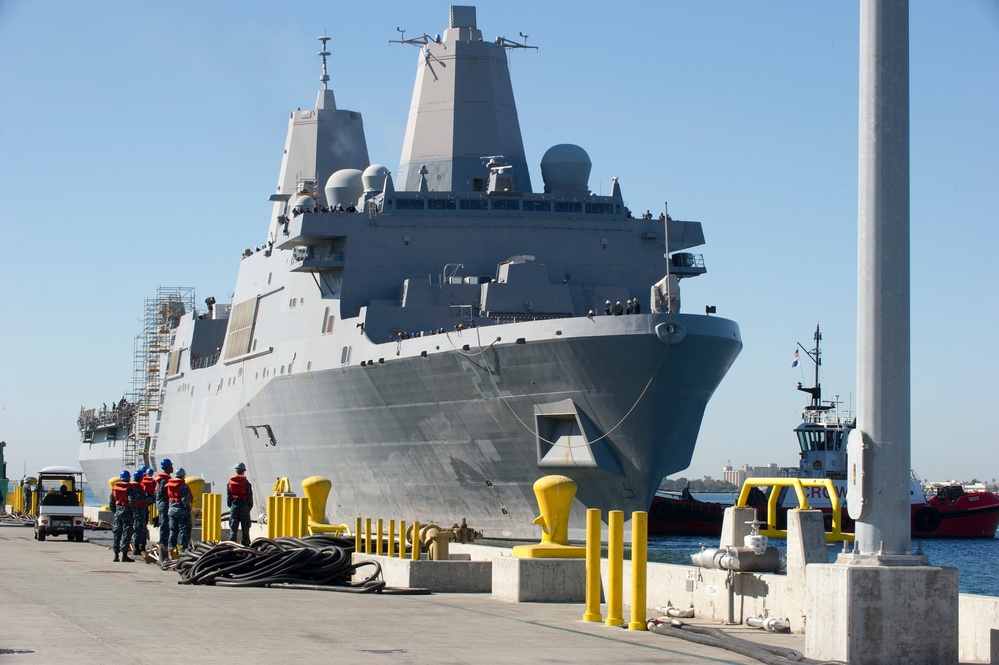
[{"left": 651, "top": 324, "right": 999, "bottom": 538}]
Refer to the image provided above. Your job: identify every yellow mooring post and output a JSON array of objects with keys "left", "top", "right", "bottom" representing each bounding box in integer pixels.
[
  {"left": 411, "top": 521, "right": 421, "bottom": 560},
  {"left": 583, "top": 508, "right": 603, "bottom": 622},
  {"left": 605, "top": 510, "right": 624, "bottom": 627},
  {"left": 364, "top": 518, "right": 372, "bottom": 554},
  {"left": 387, "top": 520, "right": 396, "bottom": 557},
  {"left": 267, "top": 495, "right": 277, "bottom": 539},
  {"left": 376, "top": 518, "right": 384, "bottom": 556},
  {"left": 628, "top": 510, "right": 649, "bottom": 630},
  {"left": 201, "top": 493, "right": 222, "bottom": 543},
  {"left": 354, "top": 517, "right": 362, "bottom": 552},
  {"left": 398, "top": 520, "right": 406, "bottom": 559},
  {"left": 297, "top": 498, "right": 309, "bottom": 537}
]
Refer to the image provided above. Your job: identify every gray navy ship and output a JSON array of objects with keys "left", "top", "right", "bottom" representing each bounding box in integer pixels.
[{"left": 78, "top": 6, "right": 742, "bottom": 539}]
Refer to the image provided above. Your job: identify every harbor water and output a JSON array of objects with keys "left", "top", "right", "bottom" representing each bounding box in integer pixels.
[{"left": 82, "top": 485, "right": 998, "bottom": 596}]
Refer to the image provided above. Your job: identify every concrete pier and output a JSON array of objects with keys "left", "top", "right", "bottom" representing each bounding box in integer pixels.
[{"left": 1, "top": 523, "right": 803, "bottom": 665}]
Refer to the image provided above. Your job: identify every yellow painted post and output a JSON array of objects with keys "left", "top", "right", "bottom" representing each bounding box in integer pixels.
[
  {"left": 387, "top": 520, "right": 395, "bottom": 557},
  {"left": 376, "top": 518, "right": 384, "bottom": 556},
  {"left": 354, "top": 517, "right": 362, "bottom": 553},
  {"left": 411, "top": 521, "right": 420, "bottom": 560},
  {"left": 286, "top": 497, "right": 296, "bottom": 537},
  {"left": 13, "top": 486, "right": 23, "bottom": 513},
  {"left": 628, "top": 511, "right": 648, "bottom": 630},
  {"left": 583, "top": 508, "right": 603, "bottom": 622},
  {"left": 202, "top": 493, "right": 222, "bottom": 543},
  {"left": 364, "top": 517, "right": 372, "bottom": 554},
  {"left": 398, "top": 520, "right": 406, "bottom": 559},
  {"left": 267, "top": 495, "right": 277, "bottom": 539},
  {"left": 605, "top": 510, "right": 624, "bottom": 627},
  {"left": 299, "top": 498, "right": 309, "bottom": 537}
]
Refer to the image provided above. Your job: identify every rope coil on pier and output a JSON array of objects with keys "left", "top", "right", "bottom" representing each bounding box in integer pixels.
[{"left": 169, "top": 535, "right": 430, "bottom": 594}]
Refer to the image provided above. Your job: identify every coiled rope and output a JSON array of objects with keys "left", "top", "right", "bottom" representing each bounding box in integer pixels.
[{"left": 170, "top": 535, "right": 430, "bottom": 594}]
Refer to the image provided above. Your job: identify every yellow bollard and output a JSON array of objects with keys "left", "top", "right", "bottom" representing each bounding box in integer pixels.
[
  {"left": 512, "top": 475, "right": 585, "bottom": 558},
  {"left": 297, "top": 497, "right": 308, "bottom": 538},
  {"left": 398, "top": 520, "right": 406, "bottom": 559},
  {"left": 105, "top": 477, "right": 118, "bottom": 512},
  {"left": 301, "top": 476, "right": 332, "bottom": 524},
  {"left": 354, "top": 517, "right": 362, "bottom": 553},
  {"left": 365, "top": 517, "right": 372, "bottom": 554},
  {"left": 583, "top": 508, "right": 603, "bottom": 622},
  {"left": 411, "top": 521, "right": 420, "bottom": 560},
  {"left": 283, "top": 496, "right": 294, "bottom": 537},
  {"left": 387, "top": 520, "right": 395, "bottom": 557},
  {"left": 376, "top": 518, "right": 384, "bottom": 556},
  {"left": 201, "top": 493, "right": 222, "bottom": 543},
  {"left": 605, "top": 510, "right": 624, "bottom": 627},
  {"left": 291, "top": 497, "right": 309, "bottom": 538},
  {"left": 186, "top": 476, "right": 205, "bottom": 512},
  {"left": 267, "top": 495, "right": 277, "bottom": 539},
  {"left": 628, "top": 511, "right": 648, "bottom": 631}
]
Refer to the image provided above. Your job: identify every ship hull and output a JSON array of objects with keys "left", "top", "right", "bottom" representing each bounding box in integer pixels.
[{"left": 81, "top": 314, "right": 741, "bottom": 540}]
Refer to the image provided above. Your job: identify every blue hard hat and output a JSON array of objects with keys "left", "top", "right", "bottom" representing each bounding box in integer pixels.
[
  {"left": 235, "top": 462, "right": 246, "bottom": 471},
  {"left": 160, "top": 458, "right": 172, "bottom": 469},
  {"left": 175, "top": 468, "right": 186, "bottom": 478},
  {"left": 120, "top": 470, "right": 130, "bottom": 480},
  {"left": 138, "top": 465, "right": 148, "bottom": 473},
  {"left": 134, "top": 470, "right": 145, "bottom": 481}
]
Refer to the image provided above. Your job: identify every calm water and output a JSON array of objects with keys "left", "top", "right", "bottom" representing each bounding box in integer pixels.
[{"left": 83, "top": 485, "right": 998, "bottom": 596}]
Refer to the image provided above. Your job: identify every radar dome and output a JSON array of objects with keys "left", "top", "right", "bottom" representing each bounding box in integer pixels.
[
  {"left": 324, "top": 169, "right": 364, "bottom": 208},
  {"left": 540, "top": 144, "right": 591, "bottom": 193},
  {"left": 293, "top": 194, "right": 316, "bottom": 212},
  {"left": 362, "top": 164, "right": 392, "bottom": 193}
]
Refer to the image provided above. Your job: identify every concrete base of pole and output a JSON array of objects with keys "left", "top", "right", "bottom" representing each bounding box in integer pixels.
[{"left": 805, "top": 557, "right": 958, "bottom": 664}]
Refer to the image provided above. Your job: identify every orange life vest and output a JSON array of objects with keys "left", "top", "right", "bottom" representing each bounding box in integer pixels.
[
  {"left": 166, "top": 477, "right": 187, "bottom": 503},
  {"left": 132, "top": 481, "right": 150, "bottom": 509},
  {"left": 141, "top": 476, "right": 156, "bottom": 494},
  {"left": 111, "top": 481, "right": 131, "bottom": 508},
  {"left": 227, "top": 475, "right": 248, "bottom": 500}
]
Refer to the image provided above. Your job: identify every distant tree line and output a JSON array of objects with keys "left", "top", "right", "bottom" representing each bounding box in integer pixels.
[{"left": 660, "top": 476, "right": 739, "bottom": 492}]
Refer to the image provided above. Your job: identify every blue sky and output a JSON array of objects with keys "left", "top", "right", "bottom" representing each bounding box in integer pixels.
[{"left": 1, "top": 1, "right": 996, "bottom": 484}]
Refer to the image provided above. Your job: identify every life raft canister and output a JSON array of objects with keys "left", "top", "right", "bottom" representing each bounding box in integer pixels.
[
  {"left": 813, "top": 460, "right": 823, "bottom": 470},
  {"left": 166, "top": 477, "right": 186, "bottom": 503},
  {"left": 111, "top": 481, "right": 131, "bottom": 507},
  {"left": 228, "top": 475, "right": 248, "bottom": 500}
]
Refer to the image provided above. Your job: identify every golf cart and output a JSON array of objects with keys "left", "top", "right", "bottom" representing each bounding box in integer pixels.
[{"left": 35, "top": 466, "right": 86, "bottom": 542}]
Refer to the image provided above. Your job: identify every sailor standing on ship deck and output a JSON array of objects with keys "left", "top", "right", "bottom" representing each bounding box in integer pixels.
[
  {"left": 154, "top": 459, "right": 174, "bottom": 563},
  {"left": 109, "top": 470, "right": 136, "bottom": 562},
  {"left": 166, "top": 468, "right": 193, "bottom": 555},
  {"left": 227, "top": 462, "right": 254, "bottom": 546}
]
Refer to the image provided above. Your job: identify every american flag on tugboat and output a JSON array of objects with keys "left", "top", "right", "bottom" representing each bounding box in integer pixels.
[{"left": 790, "top": 350, "right": 799, "bottom": 368}]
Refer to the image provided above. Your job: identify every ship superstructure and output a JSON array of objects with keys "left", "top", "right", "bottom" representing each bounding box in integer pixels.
[{"left": 79, "top": 6, "right": 742, "bottom": 539}]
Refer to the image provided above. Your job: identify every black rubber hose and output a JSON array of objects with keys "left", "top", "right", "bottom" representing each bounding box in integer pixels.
[{"left": 173, "top": 535, "right": 405, "bottom": 593}]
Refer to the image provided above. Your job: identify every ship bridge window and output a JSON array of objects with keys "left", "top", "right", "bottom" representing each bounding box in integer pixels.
[
  {"left": 428, "top": 198, "right": 457, "bottom": 210},
  {"left": 586, "top": 202, "right": 614, "bottom": 214},
  {"left": 395, "top": 198, "right": 425, "bottom": 210},
  {"left": 460, "top": 198, "right": 488, "bottom": 210},
  {"left": 523, "top": 200, "right": 551, "bottom": 212},
  {"left": 491, "top": 199, "right": 520, "bottom": 211},
  {"left": 554, "top": 201, "right": 583, "bottom": 213}
]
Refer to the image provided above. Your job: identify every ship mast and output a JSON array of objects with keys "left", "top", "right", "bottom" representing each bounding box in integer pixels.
[{"left": 796, "top": 324, "right": 828, "bottom": 411}]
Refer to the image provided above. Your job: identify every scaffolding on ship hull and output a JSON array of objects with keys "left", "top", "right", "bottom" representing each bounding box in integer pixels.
[{"left": 122, "top": 287, "right": 196, "bottom": 468}]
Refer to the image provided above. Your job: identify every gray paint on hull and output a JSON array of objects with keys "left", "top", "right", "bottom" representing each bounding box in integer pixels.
[{"left": 82, "top": 327, "right": 739, "bottom": 540}]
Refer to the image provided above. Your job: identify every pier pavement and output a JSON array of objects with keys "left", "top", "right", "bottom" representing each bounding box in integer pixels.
[{"left": 1, "top": 523, "right": 806, "bottom": 665}]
